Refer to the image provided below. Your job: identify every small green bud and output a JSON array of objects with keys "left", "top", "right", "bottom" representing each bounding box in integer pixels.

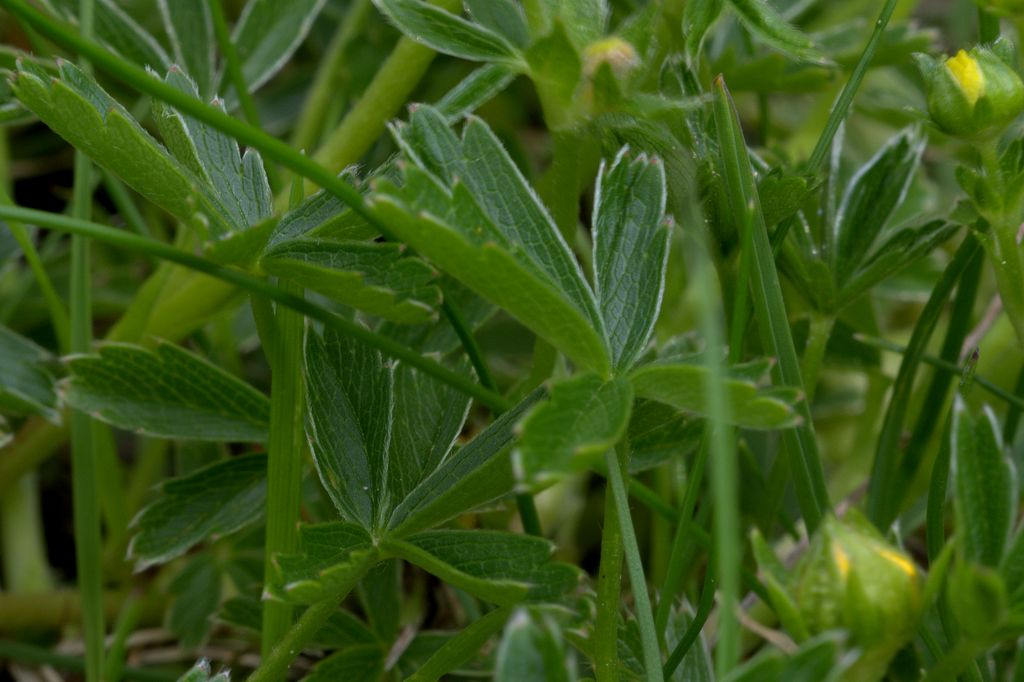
[
  {"left": 917, "top": 44, "right": 1024, "bottom": 138},
  {"left": 794, "top": 515, "right": 922, "bottom": 653}
]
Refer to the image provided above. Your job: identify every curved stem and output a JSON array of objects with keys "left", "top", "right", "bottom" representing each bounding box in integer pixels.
[
  {"left": 246, "top": 552, "right": 376, "bottom": 682},
  {"left": 290, "top": 0, "right": 373, "bottom": 153},
  {"left": 605, "top": 443, "right": 662, "bottom": 682},
  {"left": 0, "top": 205, "right": 510, "bottom": 412}
]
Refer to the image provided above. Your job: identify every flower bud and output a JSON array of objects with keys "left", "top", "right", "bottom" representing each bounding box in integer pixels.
[
  {"left": 582, "top": 37, "right": 639, "bottom": 82},
  {"left": 917, "top": 44, "right": 1024, "bottom": 138},
  {"left": 794, "top": 515, "right": 922, "bottom": 676}
]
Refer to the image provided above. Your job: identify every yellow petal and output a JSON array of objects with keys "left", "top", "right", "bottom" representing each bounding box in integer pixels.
[{"left": 946, "top": 49, "right": 985, "bottom": 105}]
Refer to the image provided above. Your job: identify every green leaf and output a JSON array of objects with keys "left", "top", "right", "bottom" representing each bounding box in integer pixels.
[
  {"left": 514, "top": 373, "right": 633, "bottom": 488},
  {"left": 53, "top": 0, "right": 172, "bottom": 71},
  {"left": 496, "top": 609, "right": 572, "bottom": 682},
  {"left": 712, "top": 77, "right": 829, "bottom": 530},
  {"left": 372, "top": 0, "right": 524, "bottom": 65},
  {"left": 304, "top": 645, "right": 386, "bottom": 682},
  {"left": 384, "top": 530, "right": 581, "bottom": 605},
  {"left": 593, "top": 147, "right": 670, "bottom": 371},
  {"left": 953, "top": 397, "right": 1015, "bottom": 567},
  {"left": 270, "top": 521, "right": 375, "bottom": 604},
  {"left": 261, "top": 239, "right": 441, "bottom": 324},
  {"left": 629, "top": 362, "right": 801, "bottom": 430},
  {"left": 464, "top": 0, "right": 530, "bottom": 47},
  {"left": 684, "top": 0, "right": 725, "bottom": 64},
  {"left": 265, "top": 169, "right": 376, "bottom": 250},
  {"left": 64, "top": 342, "right": 270, "bottom": 441},
  {"left": 727, "top": 0, "right": 828, "bottom": 65},
  {"left": 524, "top": 21, "right": 582, "bottom": 128},
  {"left": 0, "top": 324, "right": 59, "bottom": 423},
  {"left": 833, "top": 127, "right": 925, "bottom": 285},
  {"left": 129, "top": 454, "right": 266, "bottom": 569},
  {"left": 225, "top": 0, "right": 329, "bottom": 98},
  {"left": 158, "top": 0, "right": 215, "bottom": 98},
  {"left": 11, "top": 61, "right": 233, "bottom": 237},
  {"left": 168, "top": 554, "right": 221, "bottom": 649},
  {"left": 152, "top": 68, "right": 272, "bottom": 236},
  {"left": 387, "top": 362, "right": 471, "bottom": 503},
  {"left": 556, "top": 0, "right": 608, "bottom": 47},
  {"left": 378, "top": 106, "right": 609, "bottom": 373},
  {"left": 838, "top": 220, "right": 959, "bottom": 307},
  {"left": 435, "top": 63, "right": 517, "bottom": 122},
  {"left": 175, "top": 660, "right": 229, "bottom": 682},
  {"left": 305, "top": 327, "right": 393, "bottom": 530},
  {"left": 388, "top": 389, "right": 543, "bottom": 535}
]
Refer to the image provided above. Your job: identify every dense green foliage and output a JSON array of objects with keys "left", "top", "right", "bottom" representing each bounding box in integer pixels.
[{"left": 0, "top": 0, "right": 1023, "bottom": 680}]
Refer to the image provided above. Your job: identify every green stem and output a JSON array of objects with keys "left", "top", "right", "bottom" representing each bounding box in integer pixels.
[
  {"left": 865, "top": 235, "right": 983, "bottom": 527},
  {"left": 407, "top": 606, "right": 514, "bottom": 682},
  {"left": 663, "top": 554, "right": 717, "bottom": 678},
  {"left": 593, "top": 468, "right": 625, "bottom": 681},
  {"left": 0, "top": 205, "right": 510, "bottom": 412},
  {"left": 713, "top": 76, "right": 830, "bottom": 532},
  {"left": 290, "top": 0, "right": 373, "bottom": 153},
  {"left": 979, "top": 7, "right": 1001, "bottom": 42},
  {"left": 103, "top": 595, "right": 143, "bottom": 682},
  {"left": 246, "top": 552, "right": 376, "bottom": 682},
  {"left": 925, "top": 639, "right": 984, "bottom": 682},
  {"left": 0, "top": 471, "right": 52, "bottom": 593},
  {"left": 303, "top": 0, "right": 461, "bottom": 199},
  {"left": 800, "top": 314, "right": 835, "bottom": 402},
  {"left": 772, "top": 0, "right": 900, "bottom": 252},
  {"left": 855, "top": 332, "right": 1024, "bottom": 411},
  {"left": 69, "top": 0, "right": 104, "bottom": 676},
  {"left": 806, "top": 0, "right": 899, "bottom": 172},
  {"left": 260, "top": 282, "right": 307, "bottom": 661},
  {"left": 654, "top": 438, "right": 709, "bottom": 634},
  {"left": 0, "top": 184, "right": 70, "bottom": 351},
  {"left": 207, "top": 0, "right": 260, "bottom": 130},
  {"left": 605, "top": 444, "right": 662, "bottom": 682}
]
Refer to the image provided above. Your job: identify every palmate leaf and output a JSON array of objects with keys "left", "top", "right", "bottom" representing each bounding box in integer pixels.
[
  {"left": 271, "top": 521, "right": 375, "bottom": 603},
  {"left": 63, "top": 342, "right": 270, "bottom": 441},
  {"left": 952, "top": 397, "right": 1016, "bottom": 567},
  {"left": 727, "top": 0, "right": 829, "bottom": 65},
  {"left": 158, "top": 0, "right": 215, "bottom": 98},
  {"left": 628, "top": 361, "right": 802, "bottom": 430},
  {"left": 305, "top": 327, "right": 394, "bottom": 531},
  {"left": 304, "top": 646, "right": 386, "bottom": 682},
  {"left": 496, "top": 610, "right": 573, "bottom": 682},
  {"left": 464, "top": 0, "right": 530, "bottom": 47},
  {"left": 11, "top": 61, "right": 271, "bottom": 240},
  {"left": 436, "top": 63, "right": 517, "bottom": 122},
  {"left": 384, "top": 530, "right": 582, "bottom": 605},
  {"left": 260, "top": 239, "right": 442, "bottom": 324},
  {"left": 51, "top": 0, "right": 172, "bottom": 71},
  {"left": 833, "top": 127, "right": 925, "bottom": 285},
  {"left": 11, "top": 60, "right": 225, "bottom": 235},
  {"left": 387, "top": 389, "right": 543, "bottom": 536},
  {"left": 129, "top": 454, "right": 266, "bottom": 569},
  {"left": 372, "top": 0, "right": 525, "bottom": 66},
  {"left": 223, "top": 0, "right": 329, "bottom": 99},
  {"left": 388, "top": 362, "right": 471, "bottom": 502},
  {"left": 684, "top": 0, "right": 725, "bottom": 64},
  {"left": 152, "top": 68, "right": 272, "bottom": 236},
  {"left": 0, "top": 324, "right": 60, "bottom": 423},
  {"left": 176, "top": 660, "right": 229, "bottom": 682},
  {"left": 514, "top": 374, "right": 633, "bottom": 488},
  {"left": 593, "top": 147, "right": 670, "bottom": 371},
  {"left": 168, "top": 554, "right": 221, "bottom": 648},
  {"left": 374, "top": 105, "right": 610, "bottom": 374}
]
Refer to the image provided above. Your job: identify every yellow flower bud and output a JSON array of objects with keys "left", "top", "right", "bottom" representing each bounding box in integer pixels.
[
  {"left": 917, "top": 43, "right": 1024, "bottom": 138},
  {"left": 794, "top": 514, "right": 922, "bottom": 680}
]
